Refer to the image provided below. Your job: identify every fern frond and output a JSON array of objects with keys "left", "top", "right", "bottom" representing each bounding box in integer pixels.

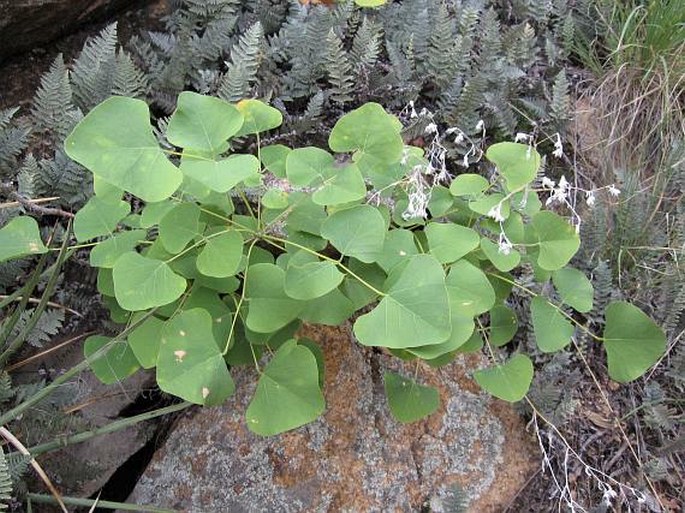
[
  {"left": 325, "top": 29, "right": 354, "bottom": 104},
  {"left": 31, "top": 54, "right": 78, "bottom": 140},
  {"left": 112, "top": 50, "right": 148, "bottom": 99},
  {"left": 426, "top": 3, "right": 458, "bottom": 89},
  {"left": 37, "top": 150, "right": 91, "bottom": 207},
  {"left": 217, "top": 22, "right": 264, "bottom": 102},
  {"left": 71, "top": 23, "right": 118, "bottom": 110},
  {"left": 16, "top": 154, "right": 39, "bottom": 199},
  {"left": 0, "top": 108, "right": 19, "bottom": 131},
  {"left": 0, "top": 124, "right": 28, "bottom": 177},
  {"left": 0, "top": 448, "right": 12, "bottom": 510},
  {"left": 0, "top": 373, "right": 13, "bottom": 404},
  {"left": 550, "top": 71, "right": 571, "bottom": 127},
  {"left": 350, "top": 17, "right": 382, "bottom": 74}
]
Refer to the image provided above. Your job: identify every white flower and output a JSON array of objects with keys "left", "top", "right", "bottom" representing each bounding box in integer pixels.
[
  {"left": 553, "top": 133, "right": 564, "bottom": 158},
  {"left": 608, "top": 184, "right": 620, "bottom": 197},
  {"left": 585, "top": 192, "right": 596, "bottom": 207},
  {"left": 462, "top": 154, "right": 469, "bottom": 167},
  {"left": 454, "top": 132, "right": 465, "bottom": 144},
  {"left": 487, "top": 203, "right": 506, "bottom": 222},
  {"left": 425, "top": 122, "right": 438, "bottom": 134},
  {"left": 409, "top": 100, "right": 417, "bottom": 119},
  {"left": 498, "top": 232, "right": 513, "bottom": 255},
  {"left": 475, "top": 119, "right": 485, "bottom": 132},
  {"left": 515, "top": 132, "right": 529, "bottom": 143},
  {"left": 558, "top": 175, "right": 569, "bottom": 192},
  {"left": 541, "top": 176, "right": 555, "bottom": 189}
]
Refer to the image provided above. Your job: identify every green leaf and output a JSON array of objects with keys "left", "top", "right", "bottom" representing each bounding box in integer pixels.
[
  {"left": 603, "top": 302, "right": 666, "bottom": 383},
  {"left": 552, "top": 267, "right": 593, "bottom": 313},
  {"left": 488, "top": 305, "right": 518, "bottom": 347},
  {"left": 262, "top": 189, "right": 289, "bottom": 209},
  {"left": 427, "top": 185, "right": 454, "bottom": 217},
  {"left": 158, "top": 203, "right": 201, "bottom": 254},
  {"left": 113, "top": 252, "right": 187, "bottom": 311},
  {"left": 157, "top": 309, "right": 234, "bottom": 406},
  {"left": 166, "top": 92, "right": 243, "bottom": 156},
  {"left": 531, "top": 212, "right": 580, "bottom": 271},
  {"left": 376, "top": 229, "right": 419, "bottom": 273},
  {"left": 74, "top": 196, "right": 130, "bottom": 242},
  {"left": 140, "top": 200, "right": 175, "bottom": 228},
  {"left": 84, "top": 335, "right": 140, "bottom": 385},
  {"left": 449, "top": 174, "right": 489, "bottom": 197},
  {"left": 312, "top": 164, "right": 366, "bottom": 206},
  {"left": 97, "top": 267, "right": 115, "bottom": 296},
  {"left": 321, "top": 205, "right": 386, "bottom": 263},
  {"left": 485, "top": 142, "right": 540, "bottom": 191},
  {"left": 384, "top": 372, "right": 439, "bottom": 423},
  {"left": 480, "top": 238, "right": 521, "bottom": 272},
  {"left": 328, "top": 103, "right": 403, "bottom": 175},
  {"left": 474, "top": 354, "right": 533, "bottom": 402},
  {"left": 234, "top": 99, "right": 283, "bottom": 137},
  {"left": 286, "top": 147, "right": 334, "bottom": 187},
  {"left": 180, "top": 154, "right": 260, "bottom": 193},
  {"left": 0, "top": 216, "right": 47, "bottom": 262},
  {"left": 196, "top": 230, "right": 243, "bottom": 278},
  {"left": 406, "top": 311, "right": 474, "bottom": 359},
  {"left": 246, "top": 339, "right": 325, "bottom": 436},
  {"left": 284, "top": 260, "right": 344, "bottom": 300},
  {"left": 260, "top": 144, "right": 291, "bottom": 178},
  {"left": 128, "top": 314, "right": 164, "bottom": 369},
  {"left": 90, "top": 230, "right": 146, "bottom": 268},
  {"left": 64, "top": 96, "right": 181, "bottom": 202},
  {"left": 468, "top": 194, "right": 510, "bottom": 218},
  {"left": 340, "top": 260, "right": 385, "bottom": 310},
  {"left": 425, "top": 222, "right": 479, "bottom": 264},
  {"left": 445, "top": 260, "right": 495, "bottom": 317},
  {"left": 530, "top": 297, "right": 574, "bottom": 352},
  {"left": 299, "top": 288, "right": 355, "bottom": 326},
  {"left": 354, "top": 254, "right": 451, "bottom": 348},
  {"left": 245, "top": 264, "right": 304, "bottom": 333}
]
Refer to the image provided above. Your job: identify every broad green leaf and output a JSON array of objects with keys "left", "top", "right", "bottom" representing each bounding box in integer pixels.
[
  {"left": 406, "top": 311, "right": 474, "bottom": 359},
  {"left": 355, "top": 0, "right": 387, "bottom": 6},
  {"left": 196, "top": 230, "right": 243, "bottom": 278},
  {"left": 183, "top": 286, "right": 234, "bottom": 349},
  {"left": 180, "top": 154, "right": 260, "bottom": 193},
  {"left": 354, "top": 254, "right": 451, "bottom": 348},
  {"left": 157, "top": 309, "right": 234, "bottom": 406},
  {"left": 530, "top": 297, "right": 574, "bottom": 352},
  {"left": 321, "top": 205, "right": 386, "bottom": 263},
  {"left": 312, "top": 163, "right": 366, "bottom": 206},
  {"left": 428, "top": 185, "right": 454, "bottom": 217},
  {"left": 489, "top": 305, "right": 518, "bottom": 347},
  {"left": 297, "top": 338, "right": 325, "bottom": 388},
  {"left": 531, "top": 211, "right": 580, "bottom": 270},
  {"left": 245, "top": 263, "right": 304, "bottom": 333},
  {"left": 425, "top": 222, "right": 479, "bottom": 264},
  {"left": 90, "top": 230, "right": 146, "bottom": 268},
  {"left": 286, "top": 192, "right": 327, "bottom": 236},
  {"left": 284, "top": 261, "right": 344, "bottom": 300},
  {"left": 603, "top": 302, "right": 666, "bottom": 383},
  {"left": 141, "top": 200, "right": 175, "bottom": 228},
  {"left": 0, "top": 216, "right": 47, "bottom": 262},
  {"left": 93, "top": 175, "right": 123, "bottom": 200},
  {"left": 384, "top": 372, "right": 439, "bottom": 423},
  {"left": 158, "top": 202, "right": 201, "bottom": 254},
  {"left": 262, "top": 189, "right": 289, "bottom": 209},
  {"left": 457, "top": 331, "right": 484, "bottom": 353},
  {"left": 445, "top": 260, "right": 495, "bottom": 317},
  {"left": 84, "top": 335, "right": 140, "bottom": 385},
  {"left": 286, "top": 147, "right": 334, "bottom": 187},
  {"left": 486, "top": 142, "right": 540, "bottom": 191},
  {"left": 480, "top": 238, "right": 521, "bottom": 272},
  {"left": 64, "top": 96, "right": 181, "bottom": 202},
  {"left": 377, "top": 229, "right": 419, "bottom": 272},
  {"left": 166, "top": 92, "right": 243, "bottom": 155},
  {"left": 260, "top": 144, "right": 291, "bottom": 178},
  {"left": 234, "top": 99, "right": 283, "bottom": 137},
  {"left": 474, "top": 354, "right": 533, "bottom": 402},
  {"left": 128, "top": 314, "right": 164, "bottom": 368},
  {"left": 113, "top": 252, "right": 187, "bottom": 311},
  {"left": 340, "top": 260, "right": 386, "bottom": 310},
  {"left": 299, "top": 288, "right": 356, "bottom": 326},
  {"left": 468, "top": 194, "right": 510, "bottom": 219},
  {"left": 74, "top": 196, "right": 130, "bottom": 242},
  {"left": 328, "top": 103, "right": 403, "bottom": 175},
  {"left": 552, "top": 267, "right": 593, "bottom": 313},
  {"left": 450, "top": 174, "right": 489, "bottom": 197},
  {"left": 97, "top": 267, "right": 115, "bottom": 296},
  {"left": 246, "top": 339, "right": 325, "bottom": 435}
]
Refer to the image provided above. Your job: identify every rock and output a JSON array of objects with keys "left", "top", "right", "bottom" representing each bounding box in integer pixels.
[
  {"left": 0, "top": 0, "right": 137, "bottom": 62},
  {"left": 126, "top": 325, "right": 537, "bottom": 512}
]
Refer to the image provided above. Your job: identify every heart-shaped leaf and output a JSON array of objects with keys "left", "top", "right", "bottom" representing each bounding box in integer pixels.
[
  {"left": 84, "top": 335, "right": 140, "bottom": 385},
  {"left": 166, "top": 92, "right": 243, "bottom": 155},
  {"left": 531, "top": 211, "right": 580, "bottom": 271},
  {"left": 376, "top": 229, "right": 419, "bottom": 273},
  {"left": 312, "top": 164, "right": 366, "bottom": 206},
  {"left": 530, "top": 297, "right": 574, "bottom": 352},
  {"left": 286, "top": 147, "right": 334, "bottom": 187},
  {"left": 64, "top": 96, "right": 182, "bottom": 202},
  {"left": 0, "top": 216, "right": 48, "bottom": 262},
  {"left": 260, "top": 144, "right": 291, "bottom": 178},
  {"left": 113, "top": 252, "right": 187, "bottom": 311},
  {"left": 384, "top": 372, "right": 439, "bottom": 423},
  {"left": 246, "top": 339, "right": 325, "bottom": 435},
  {"left": 321, "top": 205, "right": 386, "bottom": 263},
  {"left": 234, "top": 99, "right": 283, "bottom": 137},
  {"left": 245, "top": 263, "right": 304, "bottom": 333},
  {"left": 474, "top": 354, "right": 533, "bottom": 402},
  {"left": 284, "top": 260, "right": 344, "bottom": 300},
  {"left": 489, "top": 305, "right": 518, "bottom": 347},
  {"left": 128, "top": 314, "right": 164, "bottom": 369},
  {"left": 354, "top": 254, "right": 451, "bottom": 348},
  {"left": 157, "top": 309, "right": 234, "bottom": 406},
  {"left": 180, "top": 154, "right": 260, "bottom": 193},
  {"left": 603, "top": 301, "right": 666, "bottom": 383},
  {"left": 480, "top": 238, "right": 521, "bottom": 272},
  {"left": 90, "top": 230, "right": 146, "bottom": 268},
  {"left": 196, "top": 229, "right": 243, "bottom": 278},
  {"left": 158, "top": 202, "right": 201, "bottom": 254},
  {"left": 426, "top": 222, "right": 480, "bottom": 264},
  {"left": 486, "top": 142, "right": 540, "bottom": 191},
  {"left": 552, "top": 267, "right": 593, "bottom": 313},
  {"left": 74, "top": 196, "right": 130, "bottom": 242},
  {"left": 445, "top": 259, "right": 496, "bottom": 317},
  {"left": 449, "top": 174, "right": 489, "bottom": 197}
]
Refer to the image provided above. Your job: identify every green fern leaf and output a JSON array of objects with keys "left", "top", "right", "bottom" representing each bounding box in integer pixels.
[
  {"left": 217, "top": 22, "right": 264, "bottom": 102},
  {"left": 325, "top": 28, "right": 354, "bottom": 104}
]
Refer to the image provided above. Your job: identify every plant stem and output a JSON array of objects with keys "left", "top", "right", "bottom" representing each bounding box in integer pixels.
[
  {"left": 26, "top": 493, "right": 179, "bottom": 513},
  {"left": 25, "top": 401, "right": 190, "bottom": 456}
]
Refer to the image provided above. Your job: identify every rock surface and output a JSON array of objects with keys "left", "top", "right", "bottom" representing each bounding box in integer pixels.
[
  {"left": 127, "top": 325, "right": 537, "bottom": 512},
  {"left": 0, "top": 0, "right": 138, "bottom": 62}
]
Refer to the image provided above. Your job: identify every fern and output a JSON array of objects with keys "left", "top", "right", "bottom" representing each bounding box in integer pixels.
[
  {"left": 325, "top": 29, "right": 354, "bottom": 104},
  {"left": 0, "top": 109, "right": 28, "bottom": 177},
  {"left": 112, "top": 50, "right": 149, "bottom": 98},
  {"left": 0, "top": 373, "right": 13, "bottom": 404},
  {"left": 1, "top": 308, "right": 64, "bottom": 349},
  {"left": 550, "top": 71, "right": 571, "bottom": 127},
  {"left": 426, "top": 3, "right": 458, "bottom": 89},
  {"left": 36, "top": 150, "right": 91, "bottom": 207},
  {"left": 30, "top": 54, "right": 79, "bottom": 141},
  {"left": 0, "top": 448, "right": 11, "bottom": 511},
  {"left": 350, "top": 17, "right": 383, "bottom": 75},
  {"left": 217, "top": 22, "right": 264, "bottom": 102},
  {"left": 71, "top": 23, "right": 119, "bottom": 110},
  {"left": 591, "top": 260, "right": 613, "bottom": 321}
]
